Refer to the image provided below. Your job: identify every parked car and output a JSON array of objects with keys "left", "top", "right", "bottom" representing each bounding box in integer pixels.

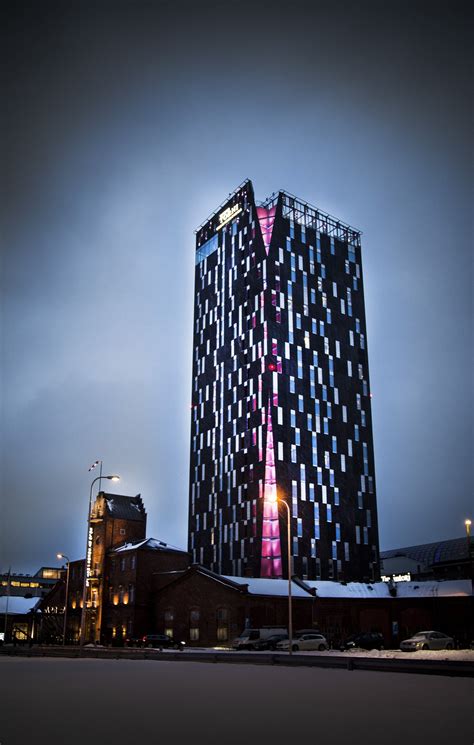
[
  {"left": 277, "top": 633, "right": 329, "bottom": 652},
  {"left": 340, "top": 632, "right": 385, "bottom": 651},
  {"left": 142, "top": 634, "right": 185, "bottom": 650},
  {"left": 125, "top": 636, "right": 145, "bottom": 648},
  {"left": 400, "top": 631, "right": 454, "bottom": 652},
  {"left": 232, "top": 627, "right": 287, "bottom": 650},
  {"left": 253, "top": 633, "right": 289, "bottom": 651}
]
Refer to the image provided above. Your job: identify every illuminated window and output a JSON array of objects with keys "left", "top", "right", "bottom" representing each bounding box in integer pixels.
[
  {"left": 217, "top": 608, "right": 229, "bottom": 641},
  {"left": 164, "top": 609, "right": 174, "bottom": 638},
  {"left": 189, "top": 609, "right": 200, "bottom": 641}
]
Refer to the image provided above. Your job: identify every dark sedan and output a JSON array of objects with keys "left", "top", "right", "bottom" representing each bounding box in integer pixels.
[
  {"left": 142, "top": 634, "right": 185, "bottom": 649},
  {"left": 340, "top": 632, "right": 385, "bottom": 651},
  {"left": 253, "top": 634, "right": 289, "bottom": 651}
]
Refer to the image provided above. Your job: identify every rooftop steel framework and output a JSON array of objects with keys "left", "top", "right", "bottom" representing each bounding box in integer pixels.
[
  {"left": 259, "top": 190, "right": 361, "bottom": 246},
  {"left": 195, "top": 179, "right": 361, "bottom": 247}
]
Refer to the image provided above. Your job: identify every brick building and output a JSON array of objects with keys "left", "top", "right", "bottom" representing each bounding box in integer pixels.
[
  {"left": 152, "top": 571, "right": 473, "bottom": 649},
  {"left": 38, "top": 491, "right": 189, "bottom": 644}
]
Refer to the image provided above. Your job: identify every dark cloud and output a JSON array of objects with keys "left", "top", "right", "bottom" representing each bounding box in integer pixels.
[{"left": 1, "top": 0, "right": 472, "bottom": 571}]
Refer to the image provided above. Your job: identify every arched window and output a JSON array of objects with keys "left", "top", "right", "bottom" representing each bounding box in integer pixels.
[
  {"left": 189, "top": 608, "right": 200, "bottom": 641},
  {"left": 216, "top": 608, "right": 229, "bottom": 642},
  {"left": 164, "top": 609, "right": 174, "bottom": 639}
]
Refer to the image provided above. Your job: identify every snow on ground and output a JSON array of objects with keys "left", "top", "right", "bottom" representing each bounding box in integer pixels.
[
  {"left": 154, "top": 645, "right": 474, "bottom": 661},
  {"left": 304, "top": 647, "right": 474, "bottom": 661}
]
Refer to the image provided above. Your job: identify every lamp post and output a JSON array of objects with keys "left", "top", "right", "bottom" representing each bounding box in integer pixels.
[
  {"left": 80, "top": 474, "right": 120, "bottom": 646},
  {"left": 57, "top": 553, "right": 70, "bottom": 645},
  {"left": 270, "top": 494, "right": 293, "bottom": 655},
  {"left": 465, "top": 519, "right": 472, "bottom": 576}
]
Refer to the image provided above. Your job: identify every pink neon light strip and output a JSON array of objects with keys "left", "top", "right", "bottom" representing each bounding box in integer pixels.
[
  {"left": 261, "top": 398, "right": 282, "bottom": 578},
  {"left": 256, "top": 206, "right": 276, "bottom": 255}
]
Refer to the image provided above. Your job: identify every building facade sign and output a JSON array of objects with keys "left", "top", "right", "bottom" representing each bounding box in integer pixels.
[
  {"left": 86, "top": 526, "right": 93, "bottom": 586},
  {"left": 217, "top": 203, "right": 241, "bottom": 229},
  {"left": 381, "top": 573, "right": 411, "bottom": 583}
]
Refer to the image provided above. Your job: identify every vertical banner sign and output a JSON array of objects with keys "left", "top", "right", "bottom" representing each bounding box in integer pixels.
[{"left": 86, "top": 526, "right": 93, "bottom": 587}]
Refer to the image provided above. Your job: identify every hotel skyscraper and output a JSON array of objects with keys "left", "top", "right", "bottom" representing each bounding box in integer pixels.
[{"left": 189, "top": 180, "right": 379, "bottom": 582}]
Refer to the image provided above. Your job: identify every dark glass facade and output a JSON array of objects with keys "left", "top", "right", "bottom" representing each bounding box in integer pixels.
[{"left": 189, "top": 180, "right": 379, "bottom": 581}]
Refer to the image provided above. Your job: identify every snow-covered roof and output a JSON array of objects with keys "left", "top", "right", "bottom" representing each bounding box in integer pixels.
[
  {"left": 303, "top": 579, "right": 472, "bottom": 599},
  {"left": 102, "top": 493, "right": 146, "bottom": 521},
  {"left": 395, "top": 580, "right": 472, "bottom": 598},
  {"left": 112, "top": 537, "right": 186, "bottom": 554},
  {"left": 219, "top": 576, "right": 473, "bottom": 599},
  {"left": 222, "top": 576, "right": 312, "bottom": 598},
  {"left": 0, "top": 596, "right": 41, "bottom": 614}
]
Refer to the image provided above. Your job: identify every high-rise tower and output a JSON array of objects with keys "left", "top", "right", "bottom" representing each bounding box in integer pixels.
[{"left": 189, "top": 180, "right": 379, "bottom": 581}]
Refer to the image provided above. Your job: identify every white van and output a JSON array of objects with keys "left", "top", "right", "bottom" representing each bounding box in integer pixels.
[{"left": 232, "top": 627, "right": 287, "bottom": 650}]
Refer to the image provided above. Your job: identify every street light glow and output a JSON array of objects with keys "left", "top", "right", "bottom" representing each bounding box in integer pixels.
[{"left": 108, "top": 475, "right": 120, "bottom": 482}]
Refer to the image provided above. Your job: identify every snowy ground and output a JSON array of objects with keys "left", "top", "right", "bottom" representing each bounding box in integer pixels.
[
  {"left": 0, "top": 657, "right": 473, "bottom": 745},
  {"left": 233, "top": 647, "right": 474, "bottom": 661},
  {"left": 158, "top": 645, "right": 474, "bottom": 662}
]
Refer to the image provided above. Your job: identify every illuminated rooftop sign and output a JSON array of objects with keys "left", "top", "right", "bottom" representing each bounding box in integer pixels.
[
  {"left": 381, "top": 573, "right": 411, "bottom": 583},
  {"left": 217, "top": 203, "right": 241, "bottom": 229}
]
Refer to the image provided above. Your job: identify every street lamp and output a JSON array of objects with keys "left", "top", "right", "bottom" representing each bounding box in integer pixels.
[
  {"left": 465, "top": 519, "right": 472, "bottom": 557},
  {"left": 80, "top": 474, "right": 120, "bottom": 646},
  {"left": 57, "top": 553, "right": 70, "bottom": 645},
  {"left": 269, "top": 493, "right": 293, "bottom": 655}
]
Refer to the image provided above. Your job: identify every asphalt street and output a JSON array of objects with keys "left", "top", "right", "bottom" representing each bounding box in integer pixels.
[{"left": 1, "top": 657, "right": 473, "bottom": 745}]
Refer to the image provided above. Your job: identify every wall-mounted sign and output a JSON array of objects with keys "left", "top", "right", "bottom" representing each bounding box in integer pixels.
[
  {"left": 381, "top": 573, "right": 411, "bottom": 583},
  {"left": 217, "top": 203, "right": 241, "bottom": 229},
  {"left": 86, "top": 526, "right": 93, "bottom": 587}
]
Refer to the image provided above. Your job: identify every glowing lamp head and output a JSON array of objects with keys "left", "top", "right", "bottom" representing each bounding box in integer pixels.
[
  {"left": 268, "top": 492, "right": 278, "bottom": 504},
  {"left": 465, "top": 519, "right": 472, "bottom": 527},
  {"left": 56, "top": 553, "right": 63, "bottom": 559},
  {"left": 108, "top": 475, "right": 120, "bottom": 482}
]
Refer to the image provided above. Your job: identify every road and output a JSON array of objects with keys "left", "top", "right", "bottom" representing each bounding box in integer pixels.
[{"left": 1, "top": 657, "right": 473, "bottom": 745}]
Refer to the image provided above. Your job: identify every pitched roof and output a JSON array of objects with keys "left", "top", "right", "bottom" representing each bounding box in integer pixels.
[
  {"left": 102, "top": 493, "right": 146, "bottom": 522},
  {"left": 301, "top": 579, "right": 472, "bottom": 598},
  {"left": 380, "top": 537, "right": 470, "bottom": 566},
  {"left": 222, "top": 575, "right": 313, "bottom": 598}
]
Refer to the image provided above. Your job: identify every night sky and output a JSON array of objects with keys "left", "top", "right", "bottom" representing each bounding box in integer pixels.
[{"left": 2, "top": 0, "right": 472, "bottom": 573}]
